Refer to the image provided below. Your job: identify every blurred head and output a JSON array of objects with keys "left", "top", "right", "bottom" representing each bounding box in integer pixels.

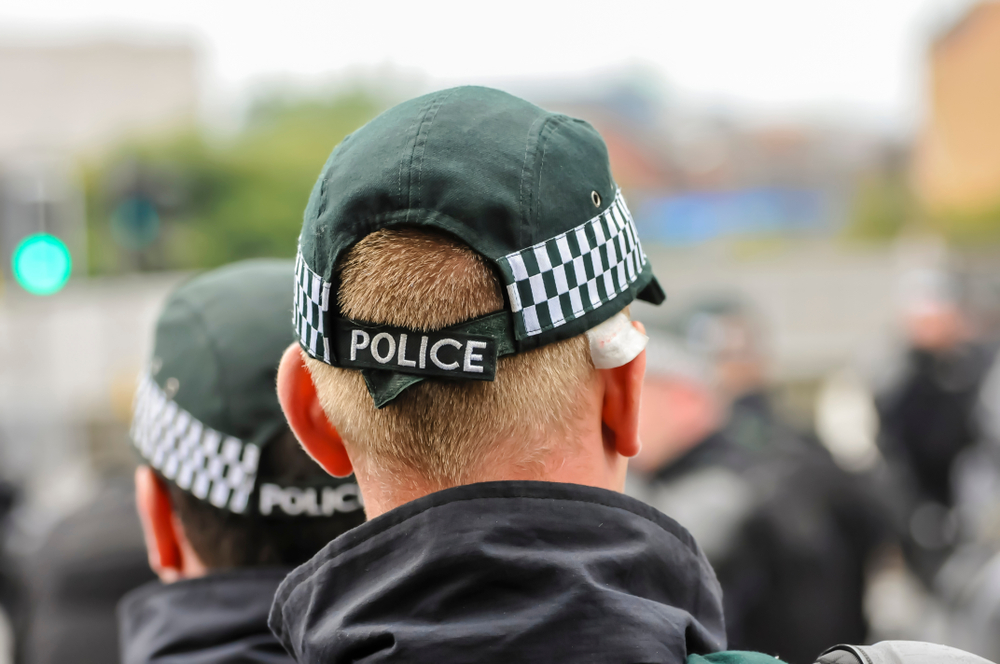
[
  {"left": 131, "top": 260, "right": 365, "bottom": 582},
  {"left": 280, "top": 228, "right": 647, "bottom": 516},
  {"left": 135, "top": 431, "right": 362, "bottom": 580},
  {"left": 898, "top": 269, "right": 968, "bottom": 352},
  {"left": 669, "top": 295, "right": 767, "bottom": 401},
  {"left": 631, "top": 333, "right": 723, "bottom": 475}
]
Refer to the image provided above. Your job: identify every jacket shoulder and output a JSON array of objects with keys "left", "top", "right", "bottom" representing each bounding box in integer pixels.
[{"left": 689, "top": 652, "right": 787, "bottom": 664}]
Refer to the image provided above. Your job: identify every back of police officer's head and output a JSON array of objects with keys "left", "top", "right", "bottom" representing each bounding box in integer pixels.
[
  {"left": 301, "top": 230, "right": 596, "bottom": 489},
  {"left": 277, "top": 87, "right": 667, "bottom": 516},
  {"left": 131, "top": 260, "right": 364, "bottom": 581}
]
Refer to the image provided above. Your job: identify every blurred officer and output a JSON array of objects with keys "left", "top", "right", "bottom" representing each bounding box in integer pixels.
[
  {"left": 120, "top": 260, "right": 365, "bottom": 664},
  {"left": 874, "top": 270, "right": 996, "bottom": 583},
  {"left": 876, "top": 270, "right": 994, "bottom": 509},
  {"left": 629, "top": 330, "right": 890, "bottom": 664},
  {"left": 662, "top": 296, "right": 799, "bottom": 455}
]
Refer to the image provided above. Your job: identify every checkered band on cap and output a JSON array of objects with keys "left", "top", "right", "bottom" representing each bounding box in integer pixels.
[
  {"left": 294, "top": 250, "right": 332, "bottom": 363},
  {"left": 499, "top": 189, "right": 647, "bottom": 338},
  {"left": 131, "top": 375, "right": 260, "bottom": 514}
]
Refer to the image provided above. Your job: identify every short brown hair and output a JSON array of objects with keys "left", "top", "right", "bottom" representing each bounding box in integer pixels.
[{"left": 306, "top": 228, "right": 596, "bottom": 488}]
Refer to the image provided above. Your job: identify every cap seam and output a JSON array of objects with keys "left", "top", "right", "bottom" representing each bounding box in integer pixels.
[
  {"left": 519, "top": 114, "right": 548, "bottom": 251},
  {"left": 399, "top": 97, "right": 431, "bottom": 218},
  {"left": 413, "top": 88, "right": 455, "bottom": 214},
  {"left": 533, "top": 115, "right": 574, "bottom": 217}
]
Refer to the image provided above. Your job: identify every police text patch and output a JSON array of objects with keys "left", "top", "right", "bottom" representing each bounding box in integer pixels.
[{"left": 332, "top": 319, "right": 499, "bottom": 381}]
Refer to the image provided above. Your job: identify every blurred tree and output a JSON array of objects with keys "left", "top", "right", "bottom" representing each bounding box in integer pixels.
[
  {"left": 844, "top": 143, "right": 918, "bottom": 242},
  {"left": 845, "top": 142, "right": 1000, "bottom": 245},
  {"left": 84, "top": 89, "right": 385, "bottom": 274},
  {"left": 925, "top": 202, "right": 1000, "bottom": 245},
  {"left": 845, "top": 173, "right": 915, "bottom": 241}
]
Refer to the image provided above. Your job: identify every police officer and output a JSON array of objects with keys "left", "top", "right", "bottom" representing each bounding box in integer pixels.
[
  {"left": 875, "top": 269, "right": 996, "bottom": 583},
  {"left": 268, "top": 86, "right": 988, "bottom": 664},
  {"left": 630, "top": 329, "right": 892, "bottom": 664},
  {"left": 119, "top": 260, "right": 365, "bottom": 663}
]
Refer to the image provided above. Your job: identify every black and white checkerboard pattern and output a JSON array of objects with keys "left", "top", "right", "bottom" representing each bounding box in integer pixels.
[
  {"left": 294, "top": 250, "right": 332, "bottom": 363},
  {"left": 131, "top": 375, "right": 260, "bottom": 514},
  {"left": 500, "top": 189, "right": 647, "bottom": 338}
]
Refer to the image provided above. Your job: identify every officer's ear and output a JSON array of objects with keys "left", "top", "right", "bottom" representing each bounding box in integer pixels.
[
  {"left": 277, "top": 343, "right": 354, "bottom": 478},
  {"left": 600, "top": 321, "right": 646, "bottom": 459},
  {"left": 134, "top": 466, "right": 183, "bottom": 582}
]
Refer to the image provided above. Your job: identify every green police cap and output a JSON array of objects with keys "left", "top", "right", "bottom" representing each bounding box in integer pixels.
[
  {"left": 131, "top": 260, "right": 361, "bottom": 518},
  {"left": 294, "top": 86, "right": 665, "bottom": 407}
]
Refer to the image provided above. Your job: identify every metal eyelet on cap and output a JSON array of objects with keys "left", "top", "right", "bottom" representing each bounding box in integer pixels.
[{"left": 591, "top": 191, "right": 601, "bottom": 207}]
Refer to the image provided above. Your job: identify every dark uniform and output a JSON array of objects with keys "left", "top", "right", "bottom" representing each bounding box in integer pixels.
[
  {"left": 638, "top": 422, "right": 887, "bottom": 664},
  {"left": 271, "top": 481, "right": 727, "bottom": 663},
  {"left": 119, "top": 260, "right": 365, "bottom": 664},
  {"left": 875, "top": 342, "right": 996, "bottom": 584},
  {"left": 119, "top": 570, "right": 291, "bottom": 664},
  {"left": 877, "top": 344, "right": 995, "bottom": 507}
]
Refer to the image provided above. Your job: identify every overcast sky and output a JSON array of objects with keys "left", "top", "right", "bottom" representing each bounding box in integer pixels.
[{"left": 0, "top": 0, "right": 980, "bottom": 127}]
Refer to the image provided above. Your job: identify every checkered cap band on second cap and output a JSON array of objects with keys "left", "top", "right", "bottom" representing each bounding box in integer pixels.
[
  {"left": 131, "top": 374, "right": 260, "bottom": 514},
  {"left": 499, "top": 189, "right": 647, "bottom": 338},
  {"left": 294, "top": 250, "right": 332, "bottom": 363}
]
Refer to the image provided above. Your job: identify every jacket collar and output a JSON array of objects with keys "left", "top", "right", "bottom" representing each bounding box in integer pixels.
[
  {"left": 118, "top": 568, "right": 293, "bottom": 664},
  {"left": 271, "top": 480, "right": 726, "bottom": 664}
]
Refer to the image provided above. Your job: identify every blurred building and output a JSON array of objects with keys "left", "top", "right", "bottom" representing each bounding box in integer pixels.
[
  {"left": 913, "top": 2, "right": 1000, "bottom": 214},
  {"left": 537, "top": 76, "right": 886, "bottom": 245},
  {"left": 0, "top": 39, "right": 197, "bottom": 159},
  {"left": 0, "top": 38, "right": 199, "bottom": 280}
]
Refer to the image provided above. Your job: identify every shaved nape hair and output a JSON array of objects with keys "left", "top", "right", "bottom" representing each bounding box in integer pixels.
[{"left": 305, "top": 227, "right": 595, "bottom": 489}]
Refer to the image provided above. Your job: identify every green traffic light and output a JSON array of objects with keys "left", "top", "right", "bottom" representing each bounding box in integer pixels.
[{"left": 12, "top": 234, "right": 72, "bottom": 295}]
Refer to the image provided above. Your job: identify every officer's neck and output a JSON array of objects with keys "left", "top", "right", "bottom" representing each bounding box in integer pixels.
[{"left": 355, "top": 418, "right": 627, "bottom": 519}]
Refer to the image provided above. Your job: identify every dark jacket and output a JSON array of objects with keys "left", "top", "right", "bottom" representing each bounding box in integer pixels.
[
  {"left": 270, "top": 481, "right": 728, "bottom": 663},
  {"left": 640, "top": 421, "right": 889, "bottom": 664},
  {"left": 118, "top": 568, "right": 293, "bottom": 664},
  {"left": 876, "top": 344, "right": 994, "bottom": 507}
]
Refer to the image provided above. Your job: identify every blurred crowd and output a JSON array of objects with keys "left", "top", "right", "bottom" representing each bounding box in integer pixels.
[
  {"left": 0, "top": 262, "right": 995, "bottom": 663},
  {"left": 627, "top": 267, "right": 1000, "bottom": 661},
  {"left": 4, "top": 2, "right": 1000, "bottom": 661}
]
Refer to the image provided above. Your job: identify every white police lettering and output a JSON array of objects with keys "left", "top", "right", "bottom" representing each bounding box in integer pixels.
[
  {"left": 350, "top": 330, "right": 370, "bottom": 361},
  {"left": 345, "top": 327, "right": 491, "bottom": 374},
  {"left": 259, "top": 483, "right": 364, "bottom": 516},
  {"left": 370, "top": 332, "right": 396, "bottom": 364},
  {"left": 418, "top": 335, "right": 428, "bottom": 369},
  {"left": 259, "top": 483, "right": 282, "bottom": 516},
  {"left": 397, "top": 333, "right": 416, "bottom": 367},
  {"left": 259, "top": 484, "right": 319, "bottom": 516},
  {"left": 430, "top": 338, "right": 461, "bottom": 370},
  {"left": 463, "top": 340, "right": 487, "bottom": 373},
  {"left": 321, "top": 483, "right": 364, "bottom": 514}
]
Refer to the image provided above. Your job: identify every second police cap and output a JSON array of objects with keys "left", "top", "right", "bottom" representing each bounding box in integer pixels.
[
  {"left": 132, "top": 260, "right": 362, "bottom": 518},
  {"left": 294, "top": 86, "right": 666, "bottom": 407}
]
